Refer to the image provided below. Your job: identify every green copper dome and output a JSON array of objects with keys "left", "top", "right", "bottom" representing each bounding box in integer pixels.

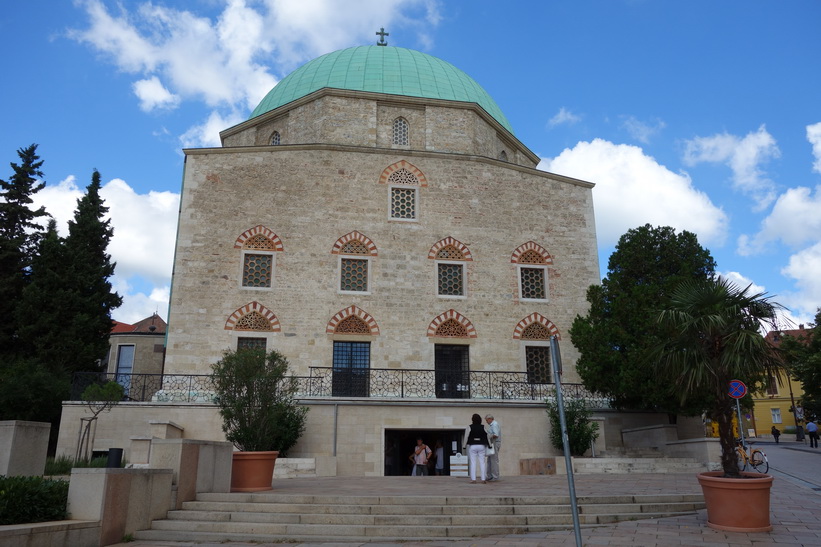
[{"left": 250, "top": 46, "right": 513, "bottom": 134}]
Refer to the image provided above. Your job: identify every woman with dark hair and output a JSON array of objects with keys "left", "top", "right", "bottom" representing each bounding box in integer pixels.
[{"left": 463, "top": 413, "right": 489, "bottom": 483}]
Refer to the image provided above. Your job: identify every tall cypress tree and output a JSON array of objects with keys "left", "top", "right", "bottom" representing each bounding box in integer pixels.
[
  {"left": 2, "top": 220, "right": 72, "bottom": 423},
  {"left": 0, "top": 144, "right": 50, "bottom": 354},
  {"left": 61, "top": 170, "right": 123, "bottom": 373}
]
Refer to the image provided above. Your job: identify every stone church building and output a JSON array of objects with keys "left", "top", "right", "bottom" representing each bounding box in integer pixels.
[{"left": 60, "top": 44, "right": 645, "bottom": 477}]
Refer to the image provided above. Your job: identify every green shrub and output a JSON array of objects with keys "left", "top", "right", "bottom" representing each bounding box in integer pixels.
[
  {"left": 45, "top": 454, "right": 126, "bottom": 475},
  {"left": 545, "top": 398, "right": 600, "bottom": 456},
  {"left": 0, "top": 476, "right": 69, "bottom": 525}
]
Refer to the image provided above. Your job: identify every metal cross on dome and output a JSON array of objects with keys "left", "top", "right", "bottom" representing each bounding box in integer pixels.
[{"left": 376, "top": 27, "right": 389, "bottom": 46}]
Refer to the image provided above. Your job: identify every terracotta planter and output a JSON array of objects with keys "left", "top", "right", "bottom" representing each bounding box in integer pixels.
[
  {"left": 231, "top": 451, "right": 279, "bottom": 492},
  {"left": 697, "top": 471, "right": 774, "bottom": 532}
]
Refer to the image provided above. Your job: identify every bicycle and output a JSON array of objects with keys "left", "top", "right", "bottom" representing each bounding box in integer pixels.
[{"left": 736, "top": 439, "right": 769, "bottom": 473}]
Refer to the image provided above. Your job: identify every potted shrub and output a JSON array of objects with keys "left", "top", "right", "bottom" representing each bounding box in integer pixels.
[
  {"left": 211, "top": 348, "right": 308, "bottom": 492},
  {"left": 652, "top": 276, "right": 784, "bottom": 532}
]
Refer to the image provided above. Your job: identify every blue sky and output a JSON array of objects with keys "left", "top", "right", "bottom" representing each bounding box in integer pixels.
[{"left": 2, "top": 1, "right": 820, "bottom": 328}]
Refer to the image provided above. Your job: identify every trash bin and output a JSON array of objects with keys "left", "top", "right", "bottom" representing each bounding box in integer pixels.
[
  {"left": 106, "top": 448, "right": 124, "bottom": 468},
  {"left": 796, "top": 426, "right": 805, "bottom": 442}
]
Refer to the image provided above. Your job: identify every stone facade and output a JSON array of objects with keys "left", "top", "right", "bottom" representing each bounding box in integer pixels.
[
  {"left": 166, "top": 90, "right": 598, "bottom": 380},
  {"left": 125, "top": 62, "right": 604, "bottom": 477}
]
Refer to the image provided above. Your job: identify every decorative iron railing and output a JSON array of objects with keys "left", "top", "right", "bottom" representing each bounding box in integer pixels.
[{"left": 71, "top": 369, "right": 610, "bottom": 407}]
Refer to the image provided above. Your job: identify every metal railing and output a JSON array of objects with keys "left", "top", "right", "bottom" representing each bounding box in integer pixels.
[{"left": 71, "top": 369, "right": 610, "bottom": 406}]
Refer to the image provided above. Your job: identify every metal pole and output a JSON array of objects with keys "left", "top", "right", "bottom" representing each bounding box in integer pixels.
[
  {"left": 551, "top": 335, "right": 582, "bottom": 547},
  {"left": 736, "top": 399, "right": 746, "bottom": 449}
]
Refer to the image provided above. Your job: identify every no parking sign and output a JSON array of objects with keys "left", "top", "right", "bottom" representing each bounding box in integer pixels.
[{"left": 729, "top": 379, "right": 747, "bottom": 399}]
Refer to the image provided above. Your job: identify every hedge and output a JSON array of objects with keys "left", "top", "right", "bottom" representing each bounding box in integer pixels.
[{"left": 0, "top": 475, "right": 69, "bottom": 525}]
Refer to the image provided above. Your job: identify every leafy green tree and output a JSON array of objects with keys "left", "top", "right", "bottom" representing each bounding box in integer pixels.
[
  {"left": 0, "top": 144, "right": 49, "bottom": 353},
  {"left": 652, "top": 277, "right": 783, "bottom": 477},
  {"left": 780, "top": 310, "right": 821, "bottom": 420},
  {"left": 545, "top": 398, "right": 599, "bottom": 456},
  {"left": 570, "top": 224, "right": 716, "bottom": 416}
]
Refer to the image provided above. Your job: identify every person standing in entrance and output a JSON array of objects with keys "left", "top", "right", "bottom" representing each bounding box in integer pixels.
[
  {"left": 464, "top": 413, "right": 489, "bottom": 484},
  {"left": 434, "top": 440, "right": 445, "bottom": 475},
  {"left": 807, "top": 420, "right": 819, "bottom": 448},
  {"left": 412, "top": 438, "right": 432, "bottom": 475},
  {"left": 485, "top": 414, "right": 501, "bottom": 481}
]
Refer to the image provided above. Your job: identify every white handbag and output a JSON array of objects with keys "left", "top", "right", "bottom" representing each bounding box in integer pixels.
[{"left": 486, "top": 444, "right": 495, "bottom": 456}]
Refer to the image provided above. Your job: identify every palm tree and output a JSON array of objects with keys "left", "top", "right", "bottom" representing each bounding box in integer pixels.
[{"left": 652, "top": 277, "right": 784, "bottom": 477}]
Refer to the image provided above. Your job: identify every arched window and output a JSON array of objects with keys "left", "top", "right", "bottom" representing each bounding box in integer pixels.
[
  {"left": 513, "top": 313, "right": 560, "bottom": 385},
  {"left": 388, "top": 168, "right": 418, "bottom": 220},
  {"left": 332, "top": 232, "right": 377, "bottom": 294},
  {"left": 326, "top": 306, "right": 379, "bottom": 397},
  {"left": 498, "top": 150, "right": 508, "bottom": 161},
  {"left": 225, "top": 302, "right": 281, "bottom": 352},
  {"left": 392, "top": 117, "right": 409, "bottom": 146},
  {"left": 270, "top": 131, "right": 281, "bottom": 145},
  {"left": 511, "top": 242, "right": 553, "bottom": 302},
  {"left": 379, "top": 161, "right": 427, "bottom": 222},
  {"left": 234, "top": 226, "right": 283, "bottom": 290},
  {"left": 429, "top": 237, "right": 472, "bottom": 298}
]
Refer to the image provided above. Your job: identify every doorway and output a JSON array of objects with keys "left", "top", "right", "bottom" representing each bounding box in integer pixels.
[
  {"left": 434, "top": 344, "right": 470, "bottom": 399},
  {"left": 384, "top": 429, "right": 466, "bottom": 476}
]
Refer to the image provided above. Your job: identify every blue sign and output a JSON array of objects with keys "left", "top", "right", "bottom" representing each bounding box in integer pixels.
[{"left": 729, "top": 380, "right": 747, "bottom": 399}]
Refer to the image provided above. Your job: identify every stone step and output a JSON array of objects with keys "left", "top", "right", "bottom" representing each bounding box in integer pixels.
[{"left": 135, "top": 491, "right": 706, "bottom": 542}]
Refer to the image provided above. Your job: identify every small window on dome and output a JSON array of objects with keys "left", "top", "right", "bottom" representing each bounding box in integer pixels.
[
  {"left": 270, "top": 131, "right": 281, "bottom": 146},
  {"left": 392, "top": 118, "right": 409, "bottom": 146},
  {"left": 498, "top": 150, "right": 508, "bottom": 161}
]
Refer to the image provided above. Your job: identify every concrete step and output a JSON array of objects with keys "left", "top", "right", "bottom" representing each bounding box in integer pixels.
[{"left": 134, "top": 491, "right": 706, "bottom": 542}]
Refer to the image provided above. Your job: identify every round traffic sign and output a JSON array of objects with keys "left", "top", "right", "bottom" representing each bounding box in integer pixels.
[{"left": 729, "top": 380, "right": 747, "bottom": 399}]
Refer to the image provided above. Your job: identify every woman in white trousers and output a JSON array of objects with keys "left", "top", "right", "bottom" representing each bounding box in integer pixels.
[{"left": 464, "top": 413, "right": 489, "bottom": 483}]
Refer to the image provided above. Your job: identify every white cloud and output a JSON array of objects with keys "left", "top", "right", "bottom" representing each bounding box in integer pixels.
[
  {"left": 33, "top": 175, "right": 179, "bottom": 324},
  {"left": 719, "top": 271, "right": 766, "bottom": 295},
  {"left": 738, "top": 185, "right": 821, "bottom": 255},
  {"left": 71, "top": 0, "right": 441, "bottom": 154},
  {"left": 180, "top": 111, "right": 246, "bottom": 148},
  {"left": 548, "top": 107, "right": 580, "bottom": 128},
  {"left": 682, "top": 125, "right": 780, "bottom": 210},
  {"left": 539, "top": 138, "right": 728, "bottom": 249},
  {"left": 808, "top": 122, "right": 821, "bottom": 174},
  {"left": 621, "top": 115, "right": 665, "bottom": 144},
  {"left": 780, "top": 241, "right": 821, "bottom": 321},
  {"left": 133, "top": 76, "right": 180, "bottom": 111}
]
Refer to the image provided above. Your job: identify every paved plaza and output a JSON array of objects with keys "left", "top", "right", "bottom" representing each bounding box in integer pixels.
[{"left": 113, "top": 442, "right": 821, "bottom": 547}]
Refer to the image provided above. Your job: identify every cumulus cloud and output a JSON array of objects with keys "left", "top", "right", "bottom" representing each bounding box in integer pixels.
[
  {"left": 539, "top": 138, "right": 728, "bottom": 249},
  {"left": 780, "top": 241, "right": 821, "bottom": 321},
  {"left": 180, "top": 111, "right": 246, "bottom": 148},
  {"left": 682, "top": 125, "right": 780, "bottom": 210},
  {"left": 33, "top": 175, "right": 179, "bottom": 323},
  {"left": 808, "top": 122, "right": 821, "bottom": 174},
  {"left": 70, "top": 0, "right": 442, "bottom": 150},
  {"left": 548, "top": 107, "right": 581, "bottom": 128},
  {"left": 738, "top": 185, "right": 821, "bottom": 255},
  {"left": 719, "top": 271, "right": 766, "bottom": 295},
  {"left": 621, "top": 115, "right": 665, "bottom": 144},
  {"left": 133, "top": 76, "right": 180, "bottom": 111}
]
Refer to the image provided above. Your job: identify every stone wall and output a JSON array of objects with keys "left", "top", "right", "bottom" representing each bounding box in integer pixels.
[{"left": 165, "top": 145, "right": 597, "bottom": 379}]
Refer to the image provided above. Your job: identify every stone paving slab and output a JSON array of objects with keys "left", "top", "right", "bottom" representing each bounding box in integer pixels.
[{"left": 112, "top": 471, "right": 821, "bottom": 547}]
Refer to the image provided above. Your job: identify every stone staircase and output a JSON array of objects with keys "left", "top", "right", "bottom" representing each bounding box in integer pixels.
[{"left": 134, "top": 491, "right": 706, "bottom": 543}]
